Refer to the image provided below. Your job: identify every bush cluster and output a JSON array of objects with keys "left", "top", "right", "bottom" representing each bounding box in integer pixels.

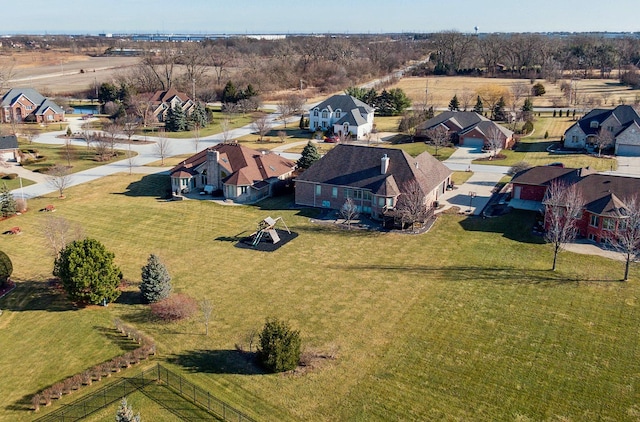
[
  {"left": 31, "top": 320, "right": 155, "bottom": 411},
  {"left": 150, "top": 293, "right": 197, "bottom": 322}
]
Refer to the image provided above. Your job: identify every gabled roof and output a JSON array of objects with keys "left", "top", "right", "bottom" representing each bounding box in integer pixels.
[
  {"left": 35, "top": 99, "right": 64, "bottom": 115},
  {"left": 0, "top": 135, "right": 18, "bottom": 150},
  {"left": 148, "top": 87, "right": 191, "bottom": 104},
  {"left": 335, "top": 108, "right": 368, "bottom": 126},
  {"left": 416, "top": 111, "right": 489, "bottom": 132},
  {"left": 296, "top": 144, "right": 451, "bottom": 197},
  {"left": 576, "top": 105, "right": 640, "bottom": 137},
  {"left": 1, "top": 88, "right": 64, "bottom": 114},
  {"left": 312, "top": 94, "right": 374, "bottom": 115},
  {"left": 170, "top": 143, "right": 296, "bottom": 186},
  {"left": 510, "top": 166, "right": 594, "bottom": 187}
]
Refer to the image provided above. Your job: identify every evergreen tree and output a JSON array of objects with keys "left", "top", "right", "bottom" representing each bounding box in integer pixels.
[
  {"left": 296, "top": 141, "right": 321, "bottom": 170},
  {"left": 221, "top": 81, "right": 238, "bottom": 103},
  {"left": 299, "top": 115, "right": 305, "bottom": 130},
  {"left": 115, "top": 397, "right": 140, "bottom": 422},
  {"left": 426, "top": 106, "right": 435, "bottom": 119},
  {"left": 0, "top": 250, "right": 12, "bottom": 287},
  {"left": 521, "top": 97, "right": 534, "bottom": 113},
  {"left": 0, "top": 183, "right": 17, "bottom": 218},
  {"left": 492, "top": 96, "right": 507, "bottom": 121},
  {"left": 257, "top": 318, "right": 302, "bottom": 372},
  {"left": 448, "top": 94, "right": 460, "bottom": 111},
  {"left": 140, "top": 254, "right": 172, "bottom": 303},
  {"left": 388, "top": 88, "right": 411, "bottom": 115},
  {"left": 242, "top": 84, "right": 258, "bottom": 100},
  {"left": 473, "top": 96, "right": 484, "bottom": 114},
  {"left": 189, "top": 103, "right": 209, "bottom": 129},
  {"left": 165, "top": 104, "right": 187, "bottom": 132},
  {"left": 53, "top": 238, "right": 121, "bottom": 305},
  {"left": 553, "top": 110, "right": 557, "bottom": 118},
  {"left": 98, "top": 82, "right": 119, "bottom": 104}
]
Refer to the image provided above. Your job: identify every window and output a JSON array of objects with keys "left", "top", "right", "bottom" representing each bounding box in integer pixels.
[
  {"left": 354, "top": 190, "right": 363, "bottom": 200},
  {"left": 321, "top": 200, "right": 330, "bottom": 208},
  {"left": 316, "top": 185, "right": 321, "bottom": 195},
  {"left": 363, "top": 191, "right": 372, "bottom": 201},
  {"left": 589, "top": 214, "right": 599, "bottom": 227},
  {"left": 590, "top": 120, "right": 599, "bottom": 128},
  {"left": 386, "top": 198, "right": 394, "bottom": 207},
  {"left": 313, "top": 109, "right": 318, "bottom": 117},
  {"left": 608, "top": 126, "right": 614, "bottom": 132},
  {"left": 332, "top": 187, "right": 338, "bottom": 198},
  {"left": 47, "top": 114, "right": 53, "bottom": 121},
  {"left": 603, "top": 218, "right": 615, "bottom": 231},
  {"left": 322, "top": 121, "right": 328, "bottom": 128},
  {"left": 322, "top": 110, "right": 328, "bottom": 118},
  {"left": 335, "top": 111, "right": 341, "bottom": 118},
  {"left": 240, "top": 186, "right": 248, "bottom": 194},
  {"left": 378, "top": 197, "right": 385, "bottom": 207},
  {"left": 572, "top": 135, "right": 578, "bottom": 143}
]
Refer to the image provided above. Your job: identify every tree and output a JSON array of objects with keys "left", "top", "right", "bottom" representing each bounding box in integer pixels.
[
  {"left": 532, "top": 82, "right": 546, "bottom": 96},
  {"left": 252, "top": 113, "right": 271, "bottom": 142},
  {"left": 221, "top": 81, "right": 239, "bottom": 103},
  {"left": 424, "top": 126, "right": 450, "bottom": 157},
  {"left": 40, "top": 215, "right": 84, "bottom": 258},
  {"left": 392, "top": 178, "right": 429, "bottom": 231},
  {"left": 97, "top": 82, "right": 119, "bottom": 105},
  {"left": 47, "top": 165, "right": 73, "bottom": 198},
  {"left": 189, "top": 103, "right": 209, "bottom": 130},
  {"left": 257, "top": 318, "right": 301, "bottom": 373},
  {"left": 486, "top": 126, "right": 504, "bottom": 158},
  {"left": 296, "top": 141, "right": 320, "bottom": 169},
  {"left": 103, "top": 121, "right": 122, "bottom": 156},
  {"left": 154, "top": 131, "right": 171, "bottom": 166},
  {"left": 448, "top": 94, "right": 460, "bottom": 111},
  {"left": 200, "top": 299, "right": 214, "bottom": 336},
  {"left": 521, "top": 97, "right": 534, "bottom": 122},
  {"left": 544, "top": 181, "right": 584, "bottom": 271},
  {"left": 473, "top": 96, "right": 484, "bottom": 114},
  {"left": 594, "top": 128, "right": 615, "bottom": 157},
  {"left": 140, "top": 254, "right": 172, "bottom": 303},
  {"left": 0, "top": 250, "right": 12, "bottom": 287},
  {"left": 492, "top": 96, "right": 507, "bottom": 121},
  {"left": 53, "top": 238, "right": 121, "bottom": 305},
  {"left": 340, "top": 198, "right": 360, "bottom": 230},
  {"left": 605, "top": 196, "right": 640, "bottom": 281},
  {"left": 220, "top": 117, "right": 232, "bottom": 143},
  {"left": 165, "top": 104, "right": 187, "bottom": 132},
  {"left": 0, "top": 183, "right": 17, "bottom": 217},
  {"left": 115, "top": 397, "right": 140, "bottom": 422}
]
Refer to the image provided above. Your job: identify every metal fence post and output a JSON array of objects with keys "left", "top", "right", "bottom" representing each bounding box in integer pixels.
[{"left": 208, "top": 391, "right": 211, "bottom": 411}]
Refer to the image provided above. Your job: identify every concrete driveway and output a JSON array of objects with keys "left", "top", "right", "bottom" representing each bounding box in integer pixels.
[{"left": 614, "top": 156, "right": 640, "bottom": 177}]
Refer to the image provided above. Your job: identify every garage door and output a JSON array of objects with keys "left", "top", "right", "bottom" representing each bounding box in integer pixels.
[
  {"left": 461, "top": 137, "right": 484, "bottom": 148},
  {"left": 616, "top": 144, "right": 640, "bottom": 156},
  {"left": 0, "top": 151, "right": 14, "bottom": 162}
]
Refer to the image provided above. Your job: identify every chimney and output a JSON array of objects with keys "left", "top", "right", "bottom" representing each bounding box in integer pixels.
[{"left": 381, "top": 154, "right": 390, "bottom": 174}]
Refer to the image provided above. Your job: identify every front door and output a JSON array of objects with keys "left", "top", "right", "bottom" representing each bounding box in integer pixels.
[{"left": 514, "top": 186, "right": 522, "bottom": 199}]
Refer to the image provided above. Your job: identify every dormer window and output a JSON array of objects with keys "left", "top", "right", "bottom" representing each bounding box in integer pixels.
[
  {"left": 313, "top": 109, "right": 319, "bottom": 117},
  {"left": 322, "top": 110, "right": 328, "bottom": 119},
  {"left": 590, "top": 120, "right": 599, "bottom": 128}
]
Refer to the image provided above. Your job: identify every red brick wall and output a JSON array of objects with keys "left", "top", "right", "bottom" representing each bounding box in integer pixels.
[{"left": 513, "top": 184, "right": 547, "bottom": 201}]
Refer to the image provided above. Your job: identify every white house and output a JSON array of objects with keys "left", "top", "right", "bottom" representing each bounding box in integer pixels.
[
  {"left": 308, "top": 95, "right": 374, "bottom": 140},
  {"left": 563, "top": 105, "right": 640, "bottom": 156}
]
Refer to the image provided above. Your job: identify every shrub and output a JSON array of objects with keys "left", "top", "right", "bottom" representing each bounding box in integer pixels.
[
  {"left": 150, "top": 293, "right": 198, "bottom": 322},
  {"left": 522, "top": 120, "right": 534, "bottom": 134},
  {"left": 532, "top": 82, "right": 546, "bottom": 96},
  {"left": 544, "top": 131, "right": 549, "bottom": 139},
  {"left": 0, "top": 250, "right": 12, "bottom": 287},
  {"left": 2, "top": 173, "right": 17, "bottom": 180},
  {"left": 257, "top": 317, "right": 302, "bottom": 372},
  {"left": 32, "top": 394, "right": 41, "bottom": 411}
]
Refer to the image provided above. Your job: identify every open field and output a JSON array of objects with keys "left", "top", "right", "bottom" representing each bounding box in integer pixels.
[
  {"left": 1, "top": 173, "right": 639, "bottom": 421},
  {"left": 391, "top": 76, "right": 640, "bottom": 110}
]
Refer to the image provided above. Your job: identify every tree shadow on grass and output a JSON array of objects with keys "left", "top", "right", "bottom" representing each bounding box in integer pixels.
[
  {"left": 94, "top": 326, "right": 139, "bottom": 352},
  {"left": 5, "top": 393, "right": 32, "bottom": 411},
  {"left": 0, "top": 280, "right": 78, "bottom": 312},
  {"left": 167, "top": 349, "right": 264, "bottom": 375},
  {"left": 115, "top": 290, "right": 143, "bottom": 305},
  {"left": 114, "top": 174, "right": 171, "bottom": 199},
  {"left": 458, "top": 209, "right": 546, "bottom": 244},
  {"left": 335, "top": 264, "right": 621, "bottom": 284}
]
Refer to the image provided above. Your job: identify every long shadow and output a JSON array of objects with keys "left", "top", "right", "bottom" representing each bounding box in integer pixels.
[
  {"left": 167, "top": 349, "right": 264, "bottom": 375},
  {"left": 5, "top": 393, "right": 32, "bottom": 411},
  {"left": 517, "top": 140, "right": 555, "bottom": 153},
  {"left": 94, "top": 326, "right": 139, "bottom": 352},
  {"left": 115, "top": 290, "right": 143, "bottom": 305},
  {"left": 335, "top": 263, "right": 619, "bottom": 284},
  {"left": 458, "top": 209, "right": 546, "bottom": 244},
  {"left": 115, "top": 174, "right": 171, "bottom": 199},
  {"left": 0, "top": 280, "right": 78, "bottom": 312}
]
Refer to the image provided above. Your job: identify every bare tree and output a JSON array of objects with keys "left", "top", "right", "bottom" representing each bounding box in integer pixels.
[
  {"left": 155, "top": 131, "right": 171, "bottom": 165},
  {"left": 119, "top": 116, "right": 139, "bottom": 144},
  {"left": 393, "top": 178, "right": 429, "bottom": 231},
  {"left": 102, "top": 121, "right": 122, "bottom": 156},
  {"left": 126, "top": 144, "right": 136, "bottom": 175},
  {"left": 544, "top": 180, "right": 584, "bottom": 271},
  {"left": 92, "top": 134, "right": 112, "bottom": 161},
  {"left": 200, "top": 299, "right": 214, "bottom": 336},
  {"left": 486, "top": 125, "right": 504, "bottom": 158},
  {"left": 220, "top": 117, "right": 232, "bottom": 143},
  {"left": 0, "top": 62, "right": 15, "bottom": 93},
  {"left": 276, "top": 100, "right": 291, "bottom": 128},
  {"left": 252, "top": 113, "right": 271, "bottom": 142},
  {"left": 47, "top": 165, "right": 73, "bottom": 198},
  {"left": 277, "top": 130, "right": 287, "bottom": 143},
  {"left": 40, "top": 215, "right": 83, "bottom": 258},
  {"left": 141, "top": 44, "right": 180, "bottom": 90},
  {"left": 459, "top": 88, "right": 475, "bottom": 112},
  {"left": 130, "top": 94, "right": 155, "bottom": 128},
  {"left": 23, "top": 127, "right": 39, "bottom": 144},
  {"left": 424, "top": 126, "right": 450, "bottom": 157},
  {"left": 340, "top": 198, "right": 359, "bottom": 230},
  {"left": 604, "top": 196, "right": 640, "bottom": 281},
  {"left": 593, "top": 128, "right": 615, "bottom": 157}
]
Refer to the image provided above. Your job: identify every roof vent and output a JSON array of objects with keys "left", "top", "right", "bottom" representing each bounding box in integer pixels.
[{"left": 381, "top": 154, "right": 390, "bottom": 174}]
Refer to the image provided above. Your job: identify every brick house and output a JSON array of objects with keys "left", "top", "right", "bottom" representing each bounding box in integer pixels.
[
  {"left": 1, "top": 88, "right": 65, "bottom": 123},
  {"left": 510, "top": 165, "right": 640, "bottom": 243},
  {"left": 147, "top": 87, "right": 196, "bottom": 123},
  {"left": 170, "top": 143, "right": 296, "bottom": 203},
  {"left": 295, "top": 144, "right": 451, "bottom": 220},
  {"left": 415, "top": 111, "right": 514, "bottom": 149}
]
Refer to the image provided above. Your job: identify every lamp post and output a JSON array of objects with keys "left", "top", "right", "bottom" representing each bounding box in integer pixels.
[{"left": 468, "top": 191, "right": 477, "bottom": 213}]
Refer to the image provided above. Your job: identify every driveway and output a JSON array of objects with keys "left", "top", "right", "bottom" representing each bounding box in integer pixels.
[{"left": 613, "top": 156, "right": 640, "bottom": 177}]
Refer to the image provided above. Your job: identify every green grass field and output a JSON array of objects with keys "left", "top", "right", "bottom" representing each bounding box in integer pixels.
[{"left": 1, "top": 171, "right": 639, "bottom": 421}]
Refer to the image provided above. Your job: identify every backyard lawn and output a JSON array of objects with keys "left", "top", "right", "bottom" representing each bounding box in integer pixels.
[{"left": 1, "top": 172, "right": 638, "bottom": 421}]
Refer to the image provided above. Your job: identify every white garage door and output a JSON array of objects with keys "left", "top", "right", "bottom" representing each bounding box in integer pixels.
[
  {"left": 616, "top": 144, "right": 640, "bottom": 156},
  {"left": 461, "top": 137, "right": 484, "bottom": 148},
  {"left": 0, "top": 151, "right": 14, "bottom": 162}
]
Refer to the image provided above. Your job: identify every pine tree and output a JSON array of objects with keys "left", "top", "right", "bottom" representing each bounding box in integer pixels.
[
  {"left": 492, "top": 96, "right": 506, "bottom": 121},
  {"left": 165, "top": 104, "right": 187, "bottom": 132},
  {"left": 0, "top": 183, "right": 17, "bottom": 218},
  {"left": 473, "top": 96, "right": 483, "bottom": 114},
  {"left": 140, "top": 254, "right": 172, "bottom": 303},
  {"left": 521, "top": 97, "right": 533, "bottom": 113},
  {"left": 116, "top": 397, "right": 140, "bottom": 422},
  {"left": 448, "top": 94, "right": 460, "bottom": 111},
  {"left": 296, "top": 141, "right": 321, "bottom": 170},
  {"left": 189, "top": 103, "right": 209, "bottom": 129},
  {"left": 221, "top": 81, "right": 238, "bottom": 103},
  {"left": 299, "top": 115, "right": 305, "bottom": 130},
  {"left": 257, "top": 318, "right": 301, "bottom": 372}
]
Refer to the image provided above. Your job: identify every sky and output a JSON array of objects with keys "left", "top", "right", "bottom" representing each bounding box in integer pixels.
[{"left": 2, "top": 0, "right": 639, "bottom": 35}]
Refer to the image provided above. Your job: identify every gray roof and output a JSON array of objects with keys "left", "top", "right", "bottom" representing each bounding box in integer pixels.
[
  {"left": 1, "top": 88, "right": 64, "bottom": 115},
  {"left": 0, "top": 135, "right": 18, "bottom": 150},
  {"left": 296, "top": 144, "right": 451, "bottom": 197},
  {"left": 312, "top": 94, "right": 374, "bottom": 115},
  {"left": 335, "top": 108, "right": 368, "bottom": 126},
  {"left": 416, "top": 111, "right": 489, "bottom": 132},
  {"left": 576, "top": 105, "right": 640, "bottom": 137}
]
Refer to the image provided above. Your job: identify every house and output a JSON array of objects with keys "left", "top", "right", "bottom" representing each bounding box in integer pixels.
[
  {"left": 563, "top": 105, "right": 640, "bottom": 156},
  {"left": 147, "top": 87, "right": 196, "bottom": 122},
  {"left": 415, "top": 111, "right": 514, "bottom": 149},
  {"left": 1, "top": 88, "right": 65, "bottom": 123},
  {"left": 308, "top": 95, "right": 374, "bottom": 140},
  {"left": 170, "top": 143, "right": 296, "bottom": 203},
  {"left": 509, "top": 165, "right": 640, "bottom": 243},
  {"left": 295, "top": 144, "right": 452, "bottom": 220},
  {"left": 0, "top": 135, "right": 20, "bottom": 163}
]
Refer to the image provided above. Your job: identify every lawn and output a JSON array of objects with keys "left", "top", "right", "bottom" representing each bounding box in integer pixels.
[
  {"left": 386, "top": 142, "right": 456, "bottom": 160},
  {"left": 1, "top": 173, "right": 638, "bottom": 421},
  {"left": 158, "top": 110, "right": 254, "bottom": 139},
  {"left": 473, "top": 114, "right": 618, "bottom": 171},
  {"left": 0, "top": 175, "right": 35, "bottom": 191}
]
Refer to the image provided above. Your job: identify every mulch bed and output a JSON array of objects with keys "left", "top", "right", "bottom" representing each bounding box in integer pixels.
[{"left": 235, "top": 229, "right": 299, "bottom": 252}]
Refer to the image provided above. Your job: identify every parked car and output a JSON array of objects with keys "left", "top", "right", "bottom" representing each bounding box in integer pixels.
[
  {"left": 324, "top": 136, "right": 339, "bottom": 143},
  {"left": 547, "top": 162, "right": 564, "bottom": 168}
]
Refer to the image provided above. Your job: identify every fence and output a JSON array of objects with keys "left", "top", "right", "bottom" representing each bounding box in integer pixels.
[{"left": 34, "top": 364, "right": 257, "bottom": 422}]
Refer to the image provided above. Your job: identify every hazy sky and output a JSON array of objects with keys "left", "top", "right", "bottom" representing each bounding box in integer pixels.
[{"left": 2, "top": 0, "right": 639, "bottom": 34}]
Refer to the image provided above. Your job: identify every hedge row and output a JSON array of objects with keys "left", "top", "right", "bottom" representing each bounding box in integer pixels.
[{"left": 31, "top": 320, "right": 155, "bottom": 411}]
